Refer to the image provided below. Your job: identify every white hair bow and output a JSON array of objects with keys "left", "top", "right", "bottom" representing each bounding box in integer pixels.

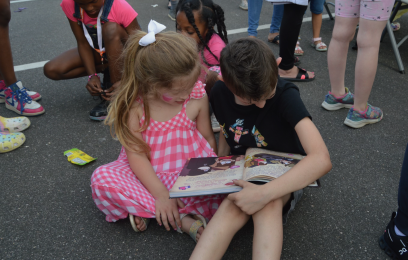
[{"left": 139, "top": 20, "right": 167, "bottom": 46}]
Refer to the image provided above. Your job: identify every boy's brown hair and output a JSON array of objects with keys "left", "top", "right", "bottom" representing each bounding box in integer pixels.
[{"left": 219, "top": 38, "right": 279, "bottom": 101}]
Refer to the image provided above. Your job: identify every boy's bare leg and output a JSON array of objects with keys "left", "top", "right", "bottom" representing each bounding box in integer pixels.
[
  {"left": 190, "top": 199, "right": 250, "bottom": 260},
  {"left": 0, "top": 0, "right": 17, "bottom": 86},
  {"left": 252, "top": 193, "right": 291, "bottom": 260}
]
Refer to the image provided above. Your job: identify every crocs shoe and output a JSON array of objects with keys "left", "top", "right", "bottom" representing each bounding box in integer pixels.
[
  {"left": 379, "top": 212, "right": 408, "bottom": 260},
  {"left": 0, "top": 116, "right": 30, "bottom": 132},
  {"left": 0, "top": 131, "right": 26, "bottom": 153},
  {"left": 0, "top": 80, "right": 41, "bottom": 103},
  {"left": 321, "top": 87, "right": 354, "bottom": 111},
  {"left": 5, "top": 81, "right": 45, "bottom": 116},
  {"left": 344, "top": 103, "right": 383, "bottom": 128}
]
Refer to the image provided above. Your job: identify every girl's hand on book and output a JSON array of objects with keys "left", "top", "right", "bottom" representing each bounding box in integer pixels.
[
  {"left": 155, "top": 197, "right": 182, "bottom": 231},
  {"left": 228, "top": 180, "right": 269, "bottom": 215}
]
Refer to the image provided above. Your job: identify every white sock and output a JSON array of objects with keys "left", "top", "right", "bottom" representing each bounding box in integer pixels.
[{"left": 395, "top": 225, "right": 407, "bottom": 237}]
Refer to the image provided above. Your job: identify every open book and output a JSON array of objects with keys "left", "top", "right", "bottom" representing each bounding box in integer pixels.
[{"left": 169, "top": 148, "right": 320, "bottom": 198}]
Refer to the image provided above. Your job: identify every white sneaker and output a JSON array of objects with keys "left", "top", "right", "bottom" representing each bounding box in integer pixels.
[
  {"left": 211, "top": 114, "right": 220, "bottom": 132},
  {"left": 5, "top": 81, "right": 45, "bottom": 116},
  {"left": 239, "top": 0, "right": 248, "bottom": 10}
]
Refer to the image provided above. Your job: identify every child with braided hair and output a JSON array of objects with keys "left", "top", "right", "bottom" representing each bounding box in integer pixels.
[{"left": 175, "top": 0, "right": 228, "bottom": 132}]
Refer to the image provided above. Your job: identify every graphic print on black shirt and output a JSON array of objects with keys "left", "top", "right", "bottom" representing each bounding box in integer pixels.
[
  {"left": 229, "top": 119, "right": 249, "bottom": 143},
  {"left": 252, "top": 126, "right": 268, "bottom": 147},
  {"left": 210, "top": 78, "right": 312, "bottom": 156}
]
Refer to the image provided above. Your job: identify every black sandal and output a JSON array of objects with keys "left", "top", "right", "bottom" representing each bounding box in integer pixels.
[
  {"left": 280, "top": 67, "right": 315, "bottom": 82},
  {"left": 268, "top": 35, "right": 279, "bottom": 45}
]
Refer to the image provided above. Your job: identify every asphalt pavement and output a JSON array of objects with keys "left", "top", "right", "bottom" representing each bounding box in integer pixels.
[{"left": 1, "top": 0, "right": 408, "bottom": 259}]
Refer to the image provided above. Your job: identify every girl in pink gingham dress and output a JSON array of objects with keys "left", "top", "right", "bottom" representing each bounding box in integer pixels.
[
  {"left": 91, "top": 27, "right": 224, "bottom": 242},
  {"left": 91, "top": 82, "right": 223, "bottom": 222}
]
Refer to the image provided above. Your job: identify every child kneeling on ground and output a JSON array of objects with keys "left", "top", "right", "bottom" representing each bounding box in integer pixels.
[{"left": 190, "top": 38, "right": 332, "bottom": 259}]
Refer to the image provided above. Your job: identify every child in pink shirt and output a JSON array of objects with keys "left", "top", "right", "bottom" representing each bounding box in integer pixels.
[
  {"left": 44, "top": 0, "right": 141, "bottom": 121},
  {"left": 175, "top": 0, "right": 228, "bottom": 132}
]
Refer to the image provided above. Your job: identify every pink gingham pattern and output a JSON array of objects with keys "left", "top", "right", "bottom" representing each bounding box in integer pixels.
[{"left": 91, "top": 81, "right": 225, "bottom": 222}]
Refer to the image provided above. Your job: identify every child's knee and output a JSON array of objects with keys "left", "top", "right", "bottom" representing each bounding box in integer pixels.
[
  {"left": 220, "top": 198, "right": 248, "bottom": 219},
  {"left": 0, "top": 6, "right": 11, "bottom": 27},
  {"left": 102, "top": 22, "right": 125, "bottom": 43},
  {"left": 43, "top": 61, "right": 61, "bottom": 80}
]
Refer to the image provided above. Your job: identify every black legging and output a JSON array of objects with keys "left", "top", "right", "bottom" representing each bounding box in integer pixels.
[
  {"left": 279, "top": 4, "right": 308, "bottom": 71},
  {"left": 396, "top": 143, "right": 408, "bottom": 234}
]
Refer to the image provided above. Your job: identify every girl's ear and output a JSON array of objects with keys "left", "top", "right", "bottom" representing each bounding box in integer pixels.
[{"left": 217, "top": 75, "right": 224, "bottom": 82}]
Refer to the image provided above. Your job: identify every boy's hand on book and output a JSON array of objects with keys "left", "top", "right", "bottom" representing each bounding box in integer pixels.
[
  {"left": 155, "top": 197, "right": 182, "bottom": 231},
  {"left": 228, "top": 180, "right": 269, "bottom": 215}
]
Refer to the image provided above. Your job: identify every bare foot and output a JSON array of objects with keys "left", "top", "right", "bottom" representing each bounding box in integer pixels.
[
  {"left": 181, "top": 216, "right": 204, "bottom": 242},
  {"left": 134, "top": 216, "right": 147, "bottom": 231},
  {"left": 295, "top": 42, "right": 304, "bottom": 55},
  {"left": 268, "top": 32, "right": 279, "bottom": 43},
  {"left": 248, "top": 35, "right": 256, "bottom": 39},
  {"left": 279, "top": 66, "right": 315, "bottom": 79}
]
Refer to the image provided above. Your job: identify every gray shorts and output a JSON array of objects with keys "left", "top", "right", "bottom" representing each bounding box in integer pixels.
[{"left": 282, "top": 189, "right": 303, "bottom": 225}]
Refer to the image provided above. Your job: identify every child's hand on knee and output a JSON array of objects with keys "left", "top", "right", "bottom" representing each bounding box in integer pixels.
[{"left": 228, "top": 180, "right": 269, "bottom": 215}]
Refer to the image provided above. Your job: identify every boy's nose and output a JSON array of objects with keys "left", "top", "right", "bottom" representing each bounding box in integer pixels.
[{"left": 254, "top": 100, "right": 266, "bottom": 108}]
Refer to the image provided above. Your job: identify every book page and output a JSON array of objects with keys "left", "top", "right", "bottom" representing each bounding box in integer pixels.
[
  {"left": 170, "top": 155, "right": 246, "bottom": 193},
  {"left": 243, "top": 148, "right": 304, "bottom": 181}
]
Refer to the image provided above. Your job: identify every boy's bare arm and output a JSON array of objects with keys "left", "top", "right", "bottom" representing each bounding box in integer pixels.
[
  {"left": 217, "top": 130, "right": 231, "bottom": 156},
  {"left": 229, "top": 117, "right": 332, "bottom": 215}
]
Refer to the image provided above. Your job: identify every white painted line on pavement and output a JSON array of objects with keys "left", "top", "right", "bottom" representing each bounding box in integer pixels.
[
  {"left": 14, "top": 61, "right": 48, "bottom": 72},
  {"left": 10, "top": 0, "right": 34, "bottom": 3},
  {"left": 13, "top": 13, "right": 335, "bottom": 72},
  {"left": 226, "top": 13, "right": 334, "bottom": 35}
]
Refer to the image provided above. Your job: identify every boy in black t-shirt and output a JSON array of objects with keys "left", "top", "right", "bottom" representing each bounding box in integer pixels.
[{"left": 190, "top": 38, "right": 332, "bottom": 259}]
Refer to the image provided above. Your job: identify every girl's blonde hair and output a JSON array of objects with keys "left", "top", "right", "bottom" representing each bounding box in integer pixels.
[{"left": 105, "top": 31, "right": 201, "bottom": 156}]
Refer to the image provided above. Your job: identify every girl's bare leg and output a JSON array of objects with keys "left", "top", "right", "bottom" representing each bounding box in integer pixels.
[
  {"left": 353, "top": 18, "right": 387, "bottom": 111},
  {"left": 252, "top": 194, "right": 291, "bottom": 260},
  {"left": 312, "top": 13, "right": 323, "bottom": 39},
  {"left": 102, "top": 22, "right": 129, "bottom": 84},
  {"left": 43, "top": 48, "right": 105, "bottom": 80},
  {"left": 190, "top": 199, "right": 250, "bottom": 260},
  {"left": 328, "top": 16, "right": 359, "bottom": 96},
  {"left": 0, "top": 0, "right": 17, "bottom": 86}
]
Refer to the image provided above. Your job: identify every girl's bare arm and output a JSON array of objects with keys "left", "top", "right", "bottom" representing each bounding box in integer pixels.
[
  {"left": 195, "top": 95, "right": 218, "bottom": 155},
  {"left": 125, "top": 107, "right": 182, "bottom": 231}
]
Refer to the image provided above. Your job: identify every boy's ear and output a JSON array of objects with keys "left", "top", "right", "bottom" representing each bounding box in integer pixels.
[
  {"left": 276, "top": 57, "right": 282, "bottom": 67},
  {"left": 217, "top": 75, "right": 224, "bottom": 82}
]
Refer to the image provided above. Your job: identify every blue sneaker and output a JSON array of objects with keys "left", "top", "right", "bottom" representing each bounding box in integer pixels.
[
  {"left": 321, "top": 87, "right": 354, "bottom": 111},
  {"left": 344, "top": 104, "right": 383, "bottom": 128}
]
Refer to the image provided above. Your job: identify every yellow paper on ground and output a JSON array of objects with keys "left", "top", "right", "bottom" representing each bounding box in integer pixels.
[{"left": 64, "top": 148, "right": 96, "bottom": 165}]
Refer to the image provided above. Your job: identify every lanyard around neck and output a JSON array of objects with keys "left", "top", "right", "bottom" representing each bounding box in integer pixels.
[{"left": 80, "top": 7, "right": 105, "bottom": 62}]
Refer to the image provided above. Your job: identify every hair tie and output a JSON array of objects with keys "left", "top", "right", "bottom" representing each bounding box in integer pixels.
[{"left": 139, "top": 20, "right": 166, "bottom": 47}]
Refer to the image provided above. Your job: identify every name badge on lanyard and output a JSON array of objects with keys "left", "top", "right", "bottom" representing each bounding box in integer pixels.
[{"left": 80, "top": 8, "right": 105, "bottom": 63}]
